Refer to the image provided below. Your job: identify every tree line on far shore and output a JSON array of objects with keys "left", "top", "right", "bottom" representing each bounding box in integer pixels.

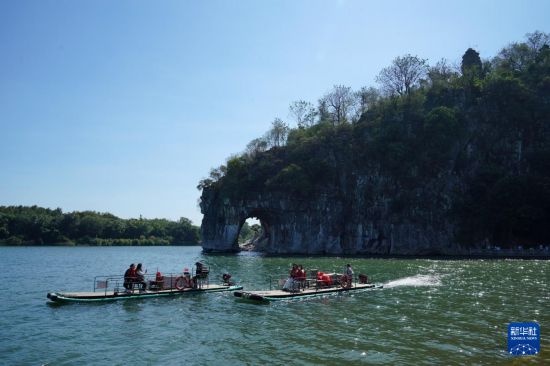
[{"left": 0, "top": 205, "right": 200, "bottom": 246}]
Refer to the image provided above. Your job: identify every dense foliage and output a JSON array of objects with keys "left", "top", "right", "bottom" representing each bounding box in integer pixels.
[
  {"left": 200, "top": 32, "right": 550, "bottom": 248},
  {"left": 237, "top": 222, "right": 263, "bottom": 244},
  {"left": 0, "top": 206, "right": 200, "bottom": 246}
]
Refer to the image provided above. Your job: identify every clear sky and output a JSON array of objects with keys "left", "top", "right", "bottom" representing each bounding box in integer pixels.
[{"left": 1, "top": 0, "right": 549, "bottom": 225}]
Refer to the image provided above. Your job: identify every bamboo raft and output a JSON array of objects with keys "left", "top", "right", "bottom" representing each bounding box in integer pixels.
[
  {"left": 234, "top": 283, "right": 380, "bottom": 302},
  {"left": 48, "top": 284, "right": 242, "bottom": 303},
  {"left": 47, "top": 271, "right": 241, "bottom": 303},
  {"left": 234, "top": 272, "right": 382, "bottom": 302}
]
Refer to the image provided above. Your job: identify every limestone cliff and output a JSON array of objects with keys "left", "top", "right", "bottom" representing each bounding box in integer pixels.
[
  {"left": 200, "top": 169, "right": 463, "bottom": 255},
  {"left": 199, "top": 38, "right": 550, "bottom": 255}
]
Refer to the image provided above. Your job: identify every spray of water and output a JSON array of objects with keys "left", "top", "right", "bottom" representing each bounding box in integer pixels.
[{"left": 383, "top": 274, "right": 442, "bottom": 288}]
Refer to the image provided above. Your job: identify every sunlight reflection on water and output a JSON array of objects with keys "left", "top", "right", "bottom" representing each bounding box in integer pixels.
[{"left": 0, "top": 247, "right": 548, "bottom": 365}]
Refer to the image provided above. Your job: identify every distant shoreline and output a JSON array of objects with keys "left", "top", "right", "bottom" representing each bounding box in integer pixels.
[
  {"left": 0, "top": 242, "right": 200, "bottom": 247},
  {"left": 0, "top": 205, "right": 201, "bottom": 247},
  {"left": 3, "top": 244, "right": 549, "bottom": 259}
]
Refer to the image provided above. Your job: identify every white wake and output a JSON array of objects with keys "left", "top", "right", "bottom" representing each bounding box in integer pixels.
[{"left": 383, "top": 274, "right": 442, "bottom": 288}]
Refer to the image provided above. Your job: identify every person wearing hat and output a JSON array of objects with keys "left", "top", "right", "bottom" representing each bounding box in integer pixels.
[{"left": 123, "top": 263, "right": 136, "bottom": 290}]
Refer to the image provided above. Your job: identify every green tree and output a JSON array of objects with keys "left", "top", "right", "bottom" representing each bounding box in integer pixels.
[
  {"left": 266, "top": 118, "right": 290, "bottom": 147},
  {"left": 376, "top": 54, "right": 428, "bottom": 96},
  {"left": 321, "top": 85, "right": 357, "bottom": 125},
  {"left": 356, "top": 86, "right": 381, "bottom": 118},
  {"left": 289, "top": 100, "right": 317, "bottom": 128}
]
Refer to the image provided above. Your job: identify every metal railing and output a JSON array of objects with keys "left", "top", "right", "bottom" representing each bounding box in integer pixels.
[
  {"left": 268, "top": 270, "right": 359, "bottom": 292},
  {"left": 92, "top": 268, "right": 211, "bottom": 294}
]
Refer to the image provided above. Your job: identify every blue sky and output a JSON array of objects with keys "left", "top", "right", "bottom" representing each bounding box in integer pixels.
[{"left": 1, "top": 0, "right": 549, "bottom": 225}]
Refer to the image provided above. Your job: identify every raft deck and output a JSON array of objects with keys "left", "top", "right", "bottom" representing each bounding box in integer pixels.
[
  {"left": 234, "top": 283, "right": 380, "bottom": 302},
  {"left": 48, "top": 284, "right": 242, "bottom": 303}
]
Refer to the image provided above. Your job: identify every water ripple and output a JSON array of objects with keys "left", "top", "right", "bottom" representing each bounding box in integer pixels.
[{"left": 0, "top": 247, "right": 548, "bottom": 365}]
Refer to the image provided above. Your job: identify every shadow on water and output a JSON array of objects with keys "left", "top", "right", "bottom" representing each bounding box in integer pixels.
[
  {"left": 46, "top": 299, "right": 114, "bottom": 308},
  {"left": 122, "top": 300, "right": 142, "bottom": 313},
  {"left": 234, "top": 298, "right": 270, "bottom": 305},
  {"left": 46, "top": 301, "right": 65, "bottom": 308}
]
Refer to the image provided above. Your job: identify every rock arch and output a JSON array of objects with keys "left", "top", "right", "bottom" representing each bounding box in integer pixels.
[
  {"left": 199, "top": 188, "right": 359, "bottom": 254},
  {"left": 199, "top": 189, "right": 278, "bottom": 252},
  {"left": 199, "top": 183, "right": 457, "bottom": 255},
  {"left": 237, "top": 211, "right": 270, "bottom": 249}
]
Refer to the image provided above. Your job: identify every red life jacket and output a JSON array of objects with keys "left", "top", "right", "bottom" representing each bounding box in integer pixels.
[{"left": 124, "top": 268, "right": 136, "bottom": 280}]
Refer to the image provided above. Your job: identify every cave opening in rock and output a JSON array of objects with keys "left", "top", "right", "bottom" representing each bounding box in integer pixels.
[{"left": 237, "top": 211, "right": 270, "bottom": 250}]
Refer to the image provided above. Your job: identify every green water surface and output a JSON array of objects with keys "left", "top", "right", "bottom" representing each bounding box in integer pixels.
[{"left": 0, "top": 246, "right": 548, "bottom": 365}]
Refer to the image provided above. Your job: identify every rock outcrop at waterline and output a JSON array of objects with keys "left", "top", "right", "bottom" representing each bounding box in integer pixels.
[{"left": 199, "top": 176, "right": 459, "bottom": 255}]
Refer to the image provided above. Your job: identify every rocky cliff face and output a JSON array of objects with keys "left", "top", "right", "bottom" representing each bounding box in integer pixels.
[
  {"left": 200, "top": 171, "right": 462, "bottom": 255},
  {"left": 199, "top": 125, "right": 550, "bottom": 255},
  {"left": 199, "top": 38, "right": 550, "bottom": 254}
]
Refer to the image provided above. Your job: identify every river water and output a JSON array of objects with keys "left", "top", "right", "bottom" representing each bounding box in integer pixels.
[{"left": 0, "top": 246, "right": 548, "bottom": 365}]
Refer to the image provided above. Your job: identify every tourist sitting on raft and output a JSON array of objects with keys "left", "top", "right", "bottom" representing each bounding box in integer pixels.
[
  {"left": 282, "top": 264, "right": 299, "bottom": 291},
  {"left": 135, "top": 263, "right": 147, "bottom": 290},
  {"left": 123, "top": 263, "right": 136, "bottom": 290},
  {"left": 149, "top": 271, "right": 164, "bottom": 290},
  {"left": 316, "top": 271, "right": 333, "bottom": 287},
  {"left": 296, "top": 265, "right": 306, "bottom": 288},
  {"left": 282, "top": 264, "right": 307, "bottom": 291}
]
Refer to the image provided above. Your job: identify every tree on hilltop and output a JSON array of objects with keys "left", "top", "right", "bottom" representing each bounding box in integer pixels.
[
  {"left": 289, "top": 100, "right": 317, "bottom": 128},
  {"left": 376, "top": 54, "right": 428, "bottom": 97}
]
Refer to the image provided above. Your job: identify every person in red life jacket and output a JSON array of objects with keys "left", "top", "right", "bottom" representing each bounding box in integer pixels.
[
  {"left": 283, "top": 264, "right": 299, "bottom": 291},
  {"left": 295, "top": 265, "right": 307, "bottom": 290},
  {"left": 317, "top": 271, "right": 332, "bottom": 287},
  {"left": 151, "top": 271, "right": 164, "bottom": 290},
  {"left": 316, "top": 271, "right": 324, "bottom": 286},
  {"left": 297, "top": 265, "right": 306, "bottom": 280},
  {"left": 123, "top": 263, "right": 136, "bottom": 290},
  {"left": 290, "top": 264, "right": 299, "bottom": 279},
  {"left": 155, "top": 271, "right": 164, "bottom": 282}
]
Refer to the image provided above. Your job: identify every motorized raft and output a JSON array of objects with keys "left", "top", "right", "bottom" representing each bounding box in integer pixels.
[
  {"left": 47, "top": 265, "right": 241, "bottom": 304},
  {"left": 234, "top": 270, "right": 382, "bottom": 303}
]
